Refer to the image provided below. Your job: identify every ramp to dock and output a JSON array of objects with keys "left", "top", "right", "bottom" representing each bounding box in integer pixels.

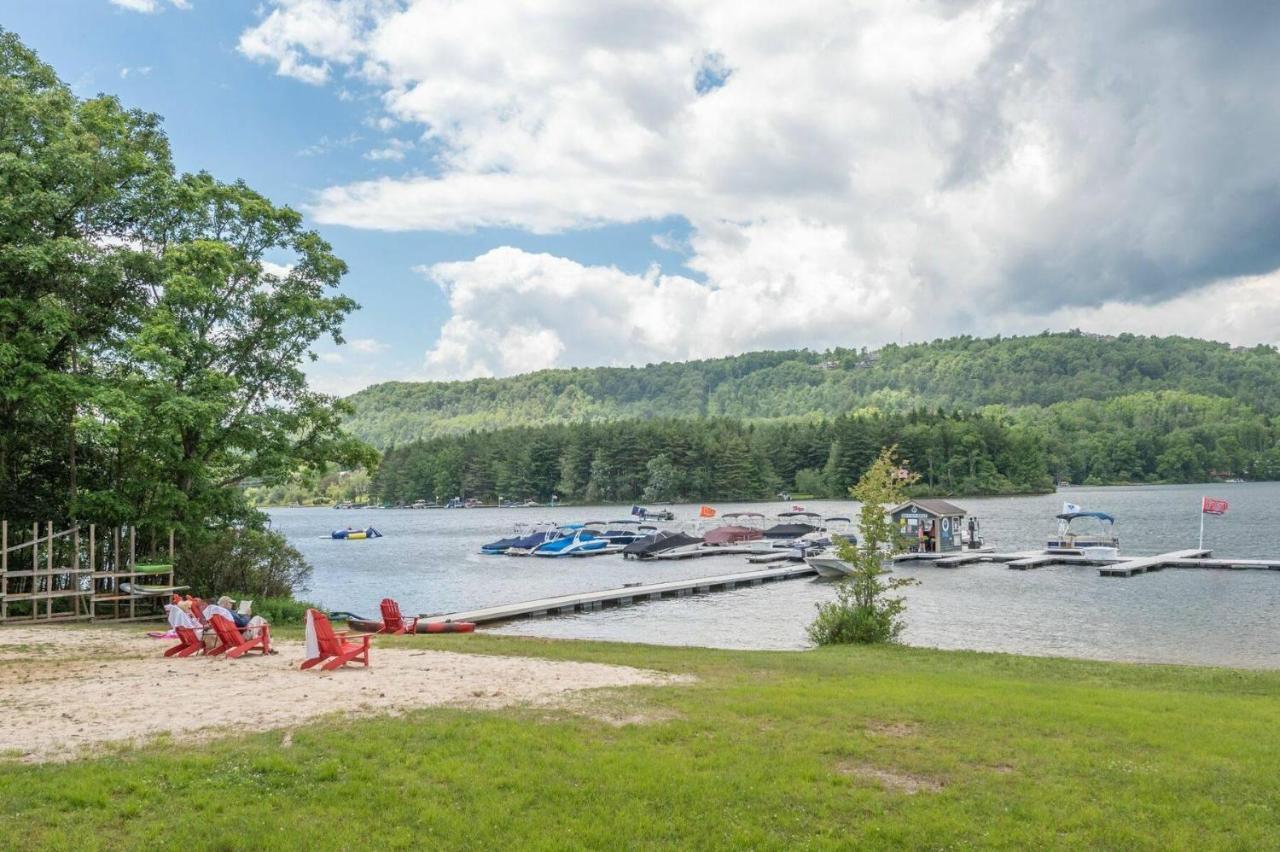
[{"left": 423, "top": 563, "right": 817, "bottom": 626}]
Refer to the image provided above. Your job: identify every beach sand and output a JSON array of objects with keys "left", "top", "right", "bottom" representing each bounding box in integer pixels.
[{"left": 0, "top": 625, "right": 684, "bottom": 763}]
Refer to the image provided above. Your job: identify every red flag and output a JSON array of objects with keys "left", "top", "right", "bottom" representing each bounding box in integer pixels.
[
  {"left": 1201, "top": 497, "right": 1228, "bottom": 516},
  {"left": 699, "top": 505, "right": 716, "bottom": 518}
]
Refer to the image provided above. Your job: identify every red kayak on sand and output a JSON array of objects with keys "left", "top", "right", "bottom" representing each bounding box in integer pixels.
[{"left": 347, "top": 617, "right": 476, "bottom": 634}]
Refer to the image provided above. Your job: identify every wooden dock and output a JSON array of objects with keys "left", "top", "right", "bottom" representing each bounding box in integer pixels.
[
  {"left": 1163, "top": 556, "right": 1280, "bottom": 571},
  {"left": 892, "top": 546, "right": 1269, "bottom": 577},
  {"left": 422, "top": 562, "right": 818, "bottom": 626},
  {"left": 1097, "top": 549, "right": 1210, "bottom": 577}
]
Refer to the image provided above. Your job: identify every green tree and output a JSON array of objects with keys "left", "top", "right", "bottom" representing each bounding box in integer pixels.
[{"left": 808, "top": 447, "right": 920, "bottom": 645}]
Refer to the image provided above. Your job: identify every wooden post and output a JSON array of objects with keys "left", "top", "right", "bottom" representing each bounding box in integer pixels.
[
  {"left": 128, "top": 526, "right": 136, "bottom": 621},
  {"left": 2, "top": 519, "right": 6, "bottom": 622},
  {"left": 46, "top": 521, "right": 53, "bottom": 620},
  {"left": 113, "top": 526, "right": 120, "bottom": 620},
  {"left": 72, "top": 524, "right": 81, "bottom": 619},
  {"left": 89, "top": 524, "right": 96, "bottom": 620}
]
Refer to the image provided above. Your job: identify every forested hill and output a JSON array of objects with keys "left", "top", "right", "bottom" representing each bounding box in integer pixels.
[{"left": 345, "top": 333, "right": 1280, "bottom": 448}]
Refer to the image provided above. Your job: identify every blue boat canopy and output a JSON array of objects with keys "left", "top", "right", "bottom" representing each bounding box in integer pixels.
[{"left": 1056, "top": 511, "right": 1115, "bottom": 523}]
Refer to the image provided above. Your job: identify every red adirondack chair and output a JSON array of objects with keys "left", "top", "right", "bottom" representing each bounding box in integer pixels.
[
  {"left": 189, "top": 598, "right": 207, "bottom": 623},
  {"left": 207, "top": 613, "right": 271, "bottom": 658},
  {"left": 301, "top": 609, "right": 371, "bottom": 671},
  {"left": 164, "top": 625, "right": 205, "bottom": 658},
  {"left": 378, "top": 598, "right": 419, "bottom": 635}
]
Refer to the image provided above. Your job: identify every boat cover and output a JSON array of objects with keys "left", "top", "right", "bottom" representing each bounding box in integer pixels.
[
  {"left": 704, "top": 525, "right": 764, "bottom": 544},
  {"left": 622, "top": 530, "right": 703, "bottom": 556},
  {"left": 763, "top": 522, "right": 819, "bottom": 539}
]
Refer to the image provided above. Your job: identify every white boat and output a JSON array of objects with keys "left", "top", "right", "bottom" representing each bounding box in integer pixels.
[
  {"left": 1047, "top": 507, "right": 1119, "bottom": 558},
  {"left": 806, "top": 554, "right": 855, "bottom": 578}
]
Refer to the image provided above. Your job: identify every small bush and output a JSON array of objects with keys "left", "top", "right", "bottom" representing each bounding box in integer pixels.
[
  {"left": 242, "top": 596, "right": 317, "bottom": 625},
  {"left": 176, "top": 528, "right": 312, "bottom": 600}
]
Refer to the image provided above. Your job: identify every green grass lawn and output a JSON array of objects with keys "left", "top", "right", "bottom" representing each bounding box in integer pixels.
[{"left": 3, "top": 634, "right": 1279, "bottom": 850}]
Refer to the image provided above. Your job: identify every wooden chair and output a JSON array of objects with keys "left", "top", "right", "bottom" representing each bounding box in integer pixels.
[
  {"left": 207, "top": 613, "right": 271, "bottom": 659},
  {"left": 377, "top": 598, "right": 419, "bottom": 635},
  {"left": 164, "top": 625, "right": 205, "bottom": 657},
  {"left": 301, "top": 609, "right": 371, "bottom": 671}
]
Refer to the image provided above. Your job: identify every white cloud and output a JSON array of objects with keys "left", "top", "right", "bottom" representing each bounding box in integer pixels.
[
  {"left": 347, "top": 337, "right": 390, "bottom": 353},
  {"left": 363, "top": 138, "right": 413, "bottom": 161},
  {"left": 1006, "top": 271, "right": 1280, "bottom": 350},
  {"left": 119, "top": 66, "right": 152, "bottom": 79},
  {"left": 241, "top": 1, "right": 1280, "bottom": 376},
  {"left": 296, "top": 132, "right": 361, "bottom": 157},
  {"left": 237, "top": 0, "right": 382, "bottom": 85},
  {"left": 260, "top": 260, "right": 295, "bottom": 278},
  {"left": 317, "top": 352, "right": 345, "bottom": 364},
  {"left": 110, "top": 0, "right": 189, "bottom": 12}
]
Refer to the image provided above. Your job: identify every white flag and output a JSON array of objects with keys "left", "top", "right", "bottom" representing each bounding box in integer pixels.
[{"left": 1062, "top": 502, "right": 1081, "bottom": 514}]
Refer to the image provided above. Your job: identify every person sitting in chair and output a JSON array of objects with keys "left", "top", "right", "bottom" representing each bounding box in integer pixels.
[{"left": 206, "top": 596, "right": 270, "bottom": 640}]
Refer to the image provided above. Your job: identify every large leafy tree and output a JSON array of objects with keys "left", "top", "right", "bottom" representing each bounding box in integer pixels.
[
  {"left": 0, "top": 30, "right": 170, "bottom": 521},
  {"left": 0, "top": 29, "right": 373, "bottom": 539}
]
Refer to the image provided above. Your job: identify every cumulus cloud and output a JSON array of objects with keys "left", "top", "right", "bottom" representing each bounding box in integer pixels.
[{"left": 242, "top": 0, "right": 1280, "bottom": 376}]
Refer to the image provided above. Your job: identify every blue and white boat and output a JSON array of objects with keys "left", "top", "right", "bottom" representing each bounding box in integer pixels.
[
  {"left": 532, "top": 525, "right": 616, "bottom": 557},
  {"left": 481, "top": 522, "right": 558, "bottom": 554}
]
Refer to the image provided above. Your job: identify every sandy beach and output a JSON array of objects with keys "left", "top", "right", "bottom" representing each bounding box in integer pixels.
[{"left": 0, "top": 625, "right": 684, "bottom": 763}]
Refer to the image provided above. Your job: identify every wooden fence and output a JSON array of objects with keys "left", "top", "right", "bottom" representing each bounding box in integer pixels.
[{"left": 1, "top": 521, "right": 175, "bottom": 624}]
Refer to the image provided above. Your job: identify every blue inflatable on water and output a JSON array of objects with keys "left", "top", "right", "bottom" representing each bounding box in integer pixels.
[{"left": 331, "top": 526, "right": 383, "bottom": 540}]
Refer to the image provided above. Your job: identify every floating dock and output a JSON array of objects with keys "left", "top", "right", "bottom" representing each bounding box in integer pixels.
[
  {"left": 422, "top": 562, "right": 818, "bottom": 626},
  {"left": 1097, "top": 549, "right": 1210, "bottom": 577},
  {"left": 894, "top": 546, "right": 1280, "bottom": 578}
]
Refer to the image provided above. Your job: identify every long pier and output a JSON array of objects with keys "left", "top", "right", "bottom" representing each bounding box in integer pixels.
[{"left": 422, "top": 562, "right": 817, "bottom": 626}]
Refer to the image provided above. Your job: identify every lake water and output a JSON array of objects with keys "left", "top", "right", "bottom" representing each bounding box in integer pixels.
[{"left": 269, "top": 482, "right": 1280, "bottom": 668}]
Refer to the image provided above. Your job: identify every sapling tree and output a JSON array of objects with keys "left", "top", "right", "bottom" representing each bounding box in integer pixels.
[{"left": 808, "top": 446, "right": 921, "bottom": 645}]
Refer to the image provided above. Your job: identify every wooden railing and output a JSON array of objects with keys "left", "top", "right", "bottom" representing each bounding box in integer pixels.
[{"left": 1, "top": 521, "right": 175, "bottom": 624}]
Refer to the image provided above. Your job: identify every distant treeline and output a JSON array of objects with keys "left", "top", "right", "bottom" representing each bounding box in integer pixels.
[
  {"left": 372, "top": 411, "right": 1054, "bottom": 504},
  {"left": 345, "top": 332, "right": 1280, "bottom": 448},
  {"left": 371, "top": 388, "right": 1280, "bottom": 504}
]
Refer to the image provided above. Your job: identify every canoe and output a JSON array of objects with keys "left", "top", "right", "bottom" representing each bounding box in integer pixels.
[{"left": 347, "top": 617, "right": 476, "bottom": 634}]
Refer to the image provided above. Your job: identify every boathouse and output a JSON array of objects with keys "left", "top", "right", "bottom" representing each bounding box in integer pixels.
[{"left": 890, "top": 499, "right": 968, "bottom": 553}]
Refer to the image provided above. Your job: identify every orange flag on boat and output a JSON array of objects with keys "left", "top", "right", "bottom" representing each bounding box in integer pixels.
[
  {"left": 1201, "top": 497, "right": 1229, "bottom": 515},
  {"left": 699, "top": 505, "right": 716, "bottom": 518}
]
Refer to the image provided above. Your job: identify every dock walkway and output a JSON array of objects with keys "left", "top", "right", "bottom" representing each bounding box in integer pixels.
[
  {"left": 1097, "top": 549, "right": 1210, "bottom": 577},
  {"left": 423, "top": 562, "right": 817, "bottom": 626}
]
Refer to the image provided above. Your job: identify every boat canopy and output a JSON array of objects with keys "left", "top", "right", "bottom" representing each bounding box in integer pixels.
[
  {"left": 778, "top": 511, "right": 822, "bottom": 518},
  {"left": 722, "top": 512, "right": 765, "bottom": 519},
  {"left": 1056, "top": 511, "right": 1115, "bottom": 523}
]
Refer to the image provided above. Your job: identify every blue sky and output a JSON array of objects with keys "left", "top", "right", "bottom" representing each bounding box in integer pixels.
[
  {"left": 4, "top": 1, "right": 1280, "bottom": 392},
  {"left": 0, "top": 0, "right": 693, "bottom": 390}
]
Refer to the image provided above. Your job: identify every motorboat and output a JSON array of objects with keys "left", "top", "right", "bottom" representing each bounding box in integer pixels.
[
  {"left": 589, "top": 520, "right": 653, "bottom": 546},
  {"left": 763, "top": 511, "right": 823, "bottom": 540},
  {"left": 481, "top": 522, "right": 558, "bottom": 554},
  {"left": 532, "top": 526, "right": 614, "bottom": 557},
  {"left": 806, "top": 554, "right": 856, "bottom": 579},
  {"left": 701, "top": 512, "right": 767, "bottom": 548},
  {"left": 622, "top": 530, "right": 704, "bottom": 560},
  {"left": 1047, "top": 508, "right": 1118, "bottom": 558}
]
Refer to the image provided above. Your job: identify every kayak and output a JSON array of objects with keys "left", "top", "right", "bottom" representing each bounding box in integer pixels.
[
  {"left": 347, "top": 617, "right": 476, "bottom": 634},
  {"left": 120, "top": 582, "right": 191, "bottom": 596}
]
